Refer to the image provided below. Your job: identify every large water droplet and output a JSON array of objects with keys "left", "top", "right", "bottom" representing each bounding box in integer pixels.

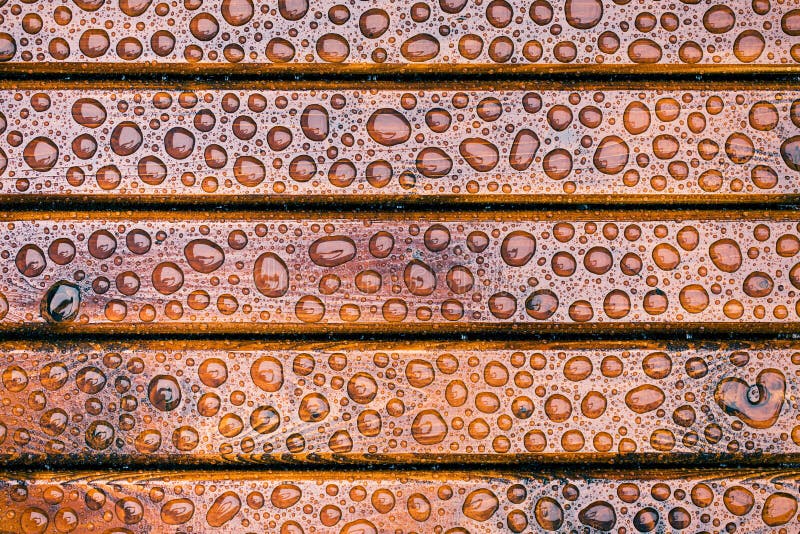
[
  {"left": 184, "top": 239, "right": 225, "bottom": 274},
  {"left": 367, "top": 108, "right": 411, "bottom": 146},
  {"left": 41, "top": 281, "right": 80, "bottom": 322},
  {"left": 148, "top": 375, "right": 182, "bottom": 411},
  {"left": 253, "top": 252, "right": 289, "bottom": 298}
]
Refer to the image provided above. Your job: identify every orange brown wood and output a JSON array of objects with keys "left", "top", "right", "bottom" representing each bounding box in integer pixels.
[
  {"left": 1, "top": 469, "right": 799, "bottom": 532},
  {"left": 0, "top": 340, "right": 798, "bottom": 466},
  {"left": 1, "top": 83, "right": 799, "bottom": 204},
  {"left": 0, "top": 1, "right": 799, "bottom": 74},
  {"left": 0, "top": 211, "right": 798, "bottom": 333}
]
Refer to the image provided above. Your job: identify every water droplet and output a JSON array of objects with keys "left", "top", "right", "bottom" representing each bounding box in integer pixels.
[
  {"left": 628, "top": 39, "right": 662, "bottom": 63},
  {"left": 762, "top": 492, "right": 798, "bottom": 526},
  {"left": 462, "top": 489, "right": 499, "bottom": 522},
  {"left": 250, "top": 405, "right": 280, "bottom": 434},
  {"left": 579, "top": 501, "right": 616, "bottom": 531},
  {"left": 41, "top": 281, "right": 80, "bottom": 322},
  {"left": 501, "top": 231, "right": 536, "bottom": 267},
  {"left": 404, "top": 260, "right": 437, "bottom": 296},
  {"left": 347, "top": 372, "right": 378, "bottom": 404},
  {"left": 147, "top": 375, "right": 182, "bottom": 411},
  {"left": 703, "top": 5, "right": 735, "bottom": 34},
  {"left": 535, "top": 497, "right": 564, "bottom": 531},
  {"left": 679, "top": 284, "right": 709, "bottom": 313},
  {"left": 593, "top": 136, "right": 629, "bottom": 174},
  {"left": 625, "top": 385, "right": 665, "bottom": 413},
  {"left": 206, "top": 492, "right": 241, "bottom": 527},
  {"left": 780, "top": 136, "right": 800, "bottom": 171},
  {"left": 298, "top": 392, "right": 330, "bottom": 422},
  {"left": 367, "top": 108, "right": 411, "bottom": 146},
  {"left": 565, "top": 0, "right": 603, "bottom": 29},
  {"left": 525, "top": 290, "right": 558, "bottom": 319},
  {"left": 411, "top": 409, "right": 448, "bottom": 444},
  {"left": 401, "top": 34, "right": 440, "bottom": 62},
  {"left": 164, "top": 127, "right": 195, "bottom": 159},
  {"left": 300, "top": 104, "right": 329, "bottom": 141},
  {"left": 270, "top": 484, "right": 302, "bottom": 509},
  {"left": 733, "top": 30, "right": 765, "bottom": 62},
  {"left": 459, "top": 138, "right": 499, "bottom": 172},
  {"left": 71, "top": 98, "right": 106, "bottom": 128},
  {"left": 161, "top": 499, "right": 194, "bottom": 525},
  {"left": 221, "top": 0, "right": 254, "bottom": 25},
  {"left": 715, "top": 369, "right": 785, "bottom": 429},
  {"left": 23, "top": 137, "right": 59, "bottom": 172},
  {"left": 152, "top": 262, "right": 184, "bottom": 295},
  {"left": 253, "top": 252, "right": 289, "bottom": 297},
  {"left": 509, "top": 129, "right": 540, "bottom": 171},
  {"left": 416, "top": 147, "right": 452, "bottom": 178},
  {"left": 309, "top": 236, "right": 356, "bottom": 267},
  {"left": 184, "top": 239, "right": 225, "bottom": 274}
]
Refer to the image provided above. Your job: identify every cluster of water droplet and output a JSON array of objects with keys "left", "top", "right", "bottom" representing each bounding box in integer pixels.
[
  {"left": 0, "top": 344, "right": 796, "bottom": 466},
  {"left": 1, "top": 216, "right": 799, "bottom": 327},
  {"left": 1, "top": 1, "right": 799, "bottom": 66},
  {"left": 3, "top": 469, "right": 799, "bottom": 532},
  {"left": 1, "top": 89, "right": 798, "bottom": 198}
]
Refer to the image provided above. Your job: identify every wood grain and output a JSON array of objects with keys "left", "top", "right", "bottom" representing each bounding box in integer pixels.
[
  {"left": 0, "top": 1, "right": 799, "bottom": 74},
  {"left": 1, "top": 83, "right": 799, "bottom": 204},
  {"left": 1, "top": 468, "right": 799, "bottom": 532},
  {"left": 0, "top": 340, "right": 798, "bottom": 466},
  {"left": 0, "top": 211, "right": 798, "bottom": 333}
]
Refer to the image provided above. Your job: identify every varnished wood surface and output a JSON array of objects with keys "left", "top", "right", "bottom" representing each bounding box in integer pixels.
[
  {"left": 0, "top": 1, "right": 799, "bottom": 74},
  {"left": 0, "top": 340, "right": 797, "bottom": 466},
  {"left": 0, "top": 210, "right": 798, "bottom": 333},
  {"left": 1, "top": 468, "right": 799, "bottom": 532},
  {"left": 0, "top": 83, "right": 799, "bottom": 204}
]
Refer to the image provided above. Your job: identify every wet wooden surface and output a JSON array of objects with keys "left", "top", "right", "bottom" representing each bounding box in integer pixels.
[
  {"left": 2, "top": 469, "right": 799, "bottom": 532},
  {"left": 3, "top": 1, "right": 800, "bottom": 531},
  {"left": 1, "top": 82, "right": 799, "bottom": 204},
  {"left": 0, "top": 340, "right": 798, "bottom": 466},
  {"left": 0, "top": 211, "right": 798, "bottom": 333},
  {"left": 0, "top": 1, "right": 799, "bottom": 74}
]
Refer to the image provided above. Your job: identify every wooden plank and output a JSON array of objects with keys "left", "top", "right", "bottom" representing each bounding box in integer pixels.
[
  {"left": 1, "top": 468, "right": 799, "bottom": 532},
  {"left": 0, "top": 340, "right": 798, "bottom": 466},
  {"left": 0, "top": 1, "right": 799, "bottom": 74},
  {"left": 0, "top": 211, "right": 798, "bottom": 333},
  {"left": 1, "top": 83, "right": 799, "bottom": 204}
]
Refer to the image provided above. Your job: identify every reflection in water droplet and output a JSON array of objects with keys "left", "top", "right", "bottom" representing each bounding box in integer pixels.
[
  {"left": 253, "top": 252, "right": 289, "bottom": 297},
  {"left": 579, "top": 501, "right": 616, "bottom": 531},
  {"left": 367, "top": 108, "right": 411, "bottom": 146},
  {"left": 565, "top": 0, "right": 603, "bottom": 29},
  {"left": 462, "top": 489, "right": 499, "bottom": 522},
  {"left": 41, "top": 281, "right": 80, "bottom": 323},
  {"left": 309, "top": 236, "right": 356, "bottom": 267},
  {"left": 401, "top": 34, "right": 440, "bottom": 62},
  {"left": 459, "top": 138, "right": 499, "bottom": 172},
  {"left": 206, "top": 492, "right": 241, "bottom": 527},
  {"left": 501, "top": 231, "right": 536, "bottom": 267},
  {"left": 411, "top": 409, "right": 448, "bottom": 444},
  {"left": 147, "top": 375, "right": 182, "bottom": 412},
  {"left": 23, "top": 137, "right": 59, "bottom": 172},
  {"left": 184, "top": 239, "right": 225, "bottom": 274}
]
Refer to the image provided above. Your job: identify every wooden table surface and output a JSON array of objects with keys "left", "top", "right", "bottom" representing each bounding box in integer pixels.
[{"left": 1, "top": 1, "right": 799, "bottom": 532}]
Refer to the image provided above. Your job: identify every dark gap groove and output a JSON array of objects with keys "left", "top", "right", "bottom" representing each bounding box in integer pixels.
[
  {"left": 3, "top": 458, "right": 800, "bottom": 473},
  {"left": 0, "top": 331, "right": 797, "bottom": 343},
  {"left": 0, "top": 69, "right": 799, "bottom": 85},
  {"left": 2, "top": 198, "right": 800, "bottom": 213}
]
